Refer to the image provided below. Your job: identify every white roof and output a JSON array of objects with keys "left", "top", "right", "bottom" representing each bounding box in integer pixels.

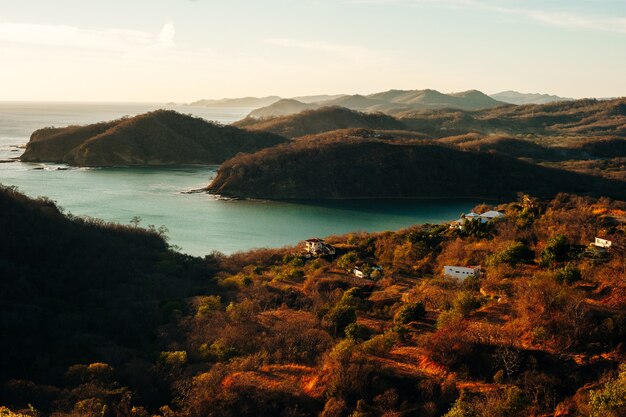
[
  {"left": 464, "top": 211, "right": 480, "bottom": 218},
  {"left": 480, "top": 210, "right": 504, "bottom": 218}
]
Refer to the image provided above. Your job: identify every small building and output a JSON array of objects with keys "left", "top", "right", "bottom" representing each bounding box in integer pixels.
[
  {"left": 443, "top": 265, "right": 481, "bottom": 281},
  {"left": 479, "top": 210, "right": 505, "bottom": 221},
  {"left": 451, "top": 210, "right": 505, "bottom": 229},
  {"left": 304, "top": 238, "right": 336, "bottom": 257},
  {"left": 594, "top": 237, "right": 612, "bottom": 249},
  {"left": 353, "top": 264, "right": 383, "bottom": 279}
]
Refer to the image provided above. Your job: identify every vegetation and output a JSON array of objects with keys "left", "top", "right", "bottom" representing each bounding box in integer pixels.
[
  {"left": 2, "top": 188, "right": 626, "bottom": 416},
  {"left": 20, "top": 110, "right": 287, "bottom": 166},
  {"left": 207, "top": 131, "right": 626, "bottom": 200}
]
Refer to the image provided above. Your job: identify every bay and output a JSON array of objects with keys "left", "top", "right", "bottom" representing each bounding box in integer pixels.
[{"left": 0, "top": 102, "right": 480, "bottom": 256}]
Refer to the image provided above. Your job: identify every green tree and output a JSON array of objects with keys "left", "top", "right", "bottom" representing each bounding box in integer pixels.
[
  {"left": 540, "top": 234, "right": 570, "bottom": 267},
  {"left": 589, "top": 363, "right": 626, "bottom": 417},
  {"left": 394, "top": 302, "right": 426, "bottom": 324},
  {"left": 326, "top": 305, "right": 357, "bottom": 337}
]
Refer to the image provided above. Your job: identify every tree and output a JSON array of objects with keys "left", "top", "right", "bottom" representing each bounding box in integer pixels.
[
  {"left": 539, "top": 234, "right": 570, "bottom": 267},
  {"left": 589, "top": 363, "right": 626, "bottom": 417},
  {"left": 326, "top": 305, "right": 357, "bottom": 337},
  {"left": 394, "top": 302, "right": 426, "bottom": 324},
  {"left": 337, "top": 251, "right": 358, "bottom": 271}
]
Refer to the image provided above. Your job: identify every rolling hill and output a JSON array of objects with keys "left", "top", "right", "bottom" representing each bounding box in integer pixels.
[
  {"left": 235, "top": 106, "right": 406, "bottom": 138},
  {"left": 490, "top": 90, "right": 571, "bottom": 105},
  {"left": 20, "top": 110, "right": 288, "bottom": 167},
  {"left": 207, "top": 132, "right": 626, "bottom": 200}
]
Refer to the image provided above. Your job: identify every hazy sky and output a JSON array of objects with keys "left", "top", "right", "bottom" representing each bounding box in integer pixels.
[{"left": 1, "top": 0, "right": 625, "bottom": 102}]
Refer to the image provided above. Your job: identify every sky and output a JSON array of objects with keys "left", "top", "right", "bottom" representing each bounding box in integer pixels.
[{"left": 1, "top": 0, "right": 625, "bottom": 102}]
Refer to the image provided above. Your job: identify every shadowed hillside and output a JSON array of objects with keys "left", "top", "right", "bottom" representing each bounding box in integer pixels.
[
  {"left": 0, "top": 184, "right": 217, "bottom": 410},
  {"left": 207, "top": 133, "right": 626, "bottom": 200},
  {"left": 235, "top": 107, "right": 406, "bottom": 138},
  {"left": 20, "top": 110, "right": 288, "bottom": 166}
]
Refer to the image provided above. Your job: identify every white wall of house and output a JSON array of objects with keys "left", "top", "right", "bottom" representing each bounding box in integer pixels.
[
  {"left": 443, "top": 266, "right": 479, "bottom": 280},
  {"left": 595, "top": 237, "right": 612, "bottom": 249}
]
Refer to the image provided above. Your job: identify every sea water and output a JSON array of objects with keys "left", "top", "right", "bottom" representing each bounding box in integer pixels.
[{"left": 0, "top": 102, "right": 480, "bottom": 256}]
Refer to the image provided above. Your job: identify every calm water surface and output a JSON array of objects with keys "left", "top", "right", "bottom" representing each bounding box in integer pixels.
[{"left": 0, "top": 102, "right": 480, "bottom": 255}]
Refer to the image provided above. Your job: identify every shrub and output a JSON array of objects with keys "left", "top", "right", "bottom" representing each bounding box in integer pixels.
[
  {"left": 539, "top": 234, "right": 570, "bottom": 267},
  {"left": 326, "top": 305, "right": 358, "bottom": 336},
  {"left": 337, "top": 251, "right": 358, "bottom": 271},
  {"left": 361, "top": 331, "right": 397, "bottom": 355},
  {"left": 452, "top": 292, "right": 481, "bottom": 317},
  {"left": 443, "top": 398, "right": 479, "bottom": 417},
  {"left": 487, "top": 241, "right": 534, "bottom": 266},
  {"left": 394, "top": 302, "right": 426, "bottom": 324},
  {"left": 344, "top": 323, "right": 372, "bottom": 341},
  {"left": 159, "top": 351, "right": 187, "bottom": 367},
  {"left": 554, "top": 263, "right": 581, "bottom": 284},
  {"left": 589, "top": 363, "right": 626, "bottom": 417}
]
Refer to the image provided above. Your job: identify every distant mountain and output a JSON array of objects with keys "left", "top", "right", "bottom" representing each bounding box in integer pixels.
[
  {"left": 235, "top": 106, "right": 406, "bottom": 138},
  {"left": 247, "top": 99, "right": 319, "bottom": 119},
  {"left": 490, "top": 90, "right": 571, "bottom": 105},
  {"left": 291, "top": 94, "right": 346, "bottom": 103},
  {"left": 245, "top": 89, "right": 507, "bottom": 119},
  {"left": 21, "top": 110, "right": 287, "bottom": 166},
  {"left": 188, "top": 95, "right": 344, "bottom": 108},
  {"left": 188, "top": 96, "right": 282, "bottom": 108}
]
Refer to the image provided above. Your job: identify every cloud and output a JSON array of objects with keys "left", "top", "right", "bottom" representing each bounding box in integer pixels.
[
  {"left": 345, "top": 0, "right": 626, "bottom": 34},
  {"left": 0, "top": 22, "right": 177, "bottom": 54}
]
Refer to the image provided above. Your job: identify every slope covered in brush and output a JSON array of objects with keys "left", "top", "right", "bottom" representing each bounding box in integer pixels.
[{"left": 21, "top": 110, "right": 287, "bottom": 166}]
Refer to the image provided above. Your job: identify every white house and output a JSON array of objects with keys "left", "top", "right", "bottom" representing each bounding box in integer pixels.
[
  {"left": 451, "top": 210, "right": 505, "bottom": 229},
  {"left": 594, "top": 237, "right": 612, "bottom": 249},
  {"left": 479, "top": 210, "right": 505, "bottom": 221},
  {"left": 353, "top": 264, "right": 383, "bottom": 279},
  {"left": 443, "top": 265, "right": 481, "bottom": 280},
  {"left": 304, "top": 238, "right": 336, "bottom": 256}
]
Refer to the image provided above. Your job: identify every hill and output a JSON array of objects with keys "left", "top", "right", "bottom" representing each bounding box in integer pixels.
[
  {"left": 207, "top": 132, "right": 626, "bottom": 200},
  {"left": 246, "top": 89, "right": 508, "bottom": 119},
  {"left": 248, "top": 99, "right": 319, "bottom": 119},
  {"left": 398, "top": 97, "right": 626, "bottom": 137},
  {"left": 20, "top": 110, "right": 288, "bottom": 167},
  {"left": 188, "top": 96, "right": 281, "bottom": 107},
  {"left": 235, "top": 107, "right": 406, "bottom": 138},
  {"left": 0, "top": 184, "right": 216, "bottom": 412},
  {"left": 490, "top": 90, "right": 572, "bottom": 105},
  {"left": 3, "top": 187, "right": 626, "bottom": 417}
]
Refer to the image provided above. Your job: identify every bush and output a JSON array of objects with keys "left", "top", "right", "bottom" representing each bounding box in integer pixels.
[
  {"left": 361, "top": 331, "right": 397, "bottom": 355},
  {"left": 443, "top": 398, "right": 479, "bottom": 417},
  {"left": 589, "top": 363, "right": 626, "bottom": 417},
  {"left": 487, "top": 241, "right": 534, "bottom": 266},
  {"left": 326, "top": 305, "right": 358, "bottom": 336},
  {"left": 554, "top": 263, "right": 582, "bottom": 284},
  {"left": 539, "top": 234, "right": 570, "bottom": 267},
  {"left": 452, "top": 292, "right": 481, "bottom": 317},
  {"left": 344, "top": 323, "right": 372, "bottom": 341},
  {"left": 337, "top": 251, "right": 358, "bottom": 271},
  {"left": 394, "top": 302, "right": 426, "bottom": 324}
]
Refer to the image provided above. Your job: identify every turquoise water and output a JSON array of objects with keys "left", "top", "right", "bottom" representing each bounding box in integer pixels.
[{"left": 0, "top": 103, "right": 480, "bottom": 256}]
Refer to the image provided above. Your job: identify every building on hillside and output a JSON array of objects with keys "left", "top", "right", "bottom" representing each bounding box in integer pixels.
[
  {"left": 304, "top": 238, "right": 336, "bottom": 257},
  {"left": 443, "top": 265, "right": 482, "bottom": 281},
  {"left": 450, "top": 210, "right": 505, "bottom": 229},
  {"left": 353, "top": 264, "right": 383, "bottom": 279},
  {"left": 594, "top": 237, "right": 613, "bottom": 249}
]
